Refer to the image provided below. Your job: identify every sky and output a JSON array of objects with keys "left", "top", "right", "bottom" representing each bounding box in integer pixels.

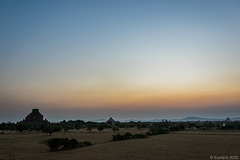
[{"left": 0, "top": 0, "right": 240, "bottom": 122}]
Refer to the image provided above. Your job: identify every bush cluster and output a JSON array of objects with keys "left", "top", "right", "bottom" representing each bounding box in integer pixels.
[
  {"left": 112, "top": 132, "right": 148, "bottom": 141},
  {"left": 44, "top": 138, "right": 92, "bottom": 151},
  {"left": 169, "top": 125, "right": 184, "bottom": 131},
  {"left": 147, "top": 127, "right": 169, "bottom": 135},
  {"left": 112, "top": 132, "right": 132, "bottom": 141},
  {"left": 132, "top": 134, "right": 148, "bottom": 138}
]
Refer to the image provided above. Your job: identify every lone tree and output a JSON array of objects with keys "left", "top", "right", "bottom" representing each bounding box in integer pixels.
[
  {"left": 87, "top": 126, "right": 93, "bottom": 133},
  {"left": 97, "top": 125, "right": 104, "bottom": 133},
  {"left": 137, "top": 124, "right": 142, "bottom": 130},
  {"left": 43, "top": 125, "right": 54, "bottom": 135},
  {"left": 112, "top": 126, "right": 119, "bottom": 133}
]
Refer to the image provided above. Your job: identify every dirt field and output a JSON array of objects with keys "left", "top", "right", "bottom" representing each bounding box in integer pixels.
[{"left": 0, "top": 129, "right": 240, "bottom": 160}]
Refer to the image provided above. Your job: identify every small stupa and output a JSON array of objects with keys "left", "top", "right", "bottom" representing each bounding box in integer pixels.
[{"left": 106, "top": 117, "right": 116, "bottom": 125}]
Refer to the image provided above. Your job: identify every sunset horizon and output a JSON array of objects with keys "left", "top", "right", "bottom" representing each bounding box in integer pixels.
[{"left": 1, "top": 0, "right": 240, "bottom": 123}]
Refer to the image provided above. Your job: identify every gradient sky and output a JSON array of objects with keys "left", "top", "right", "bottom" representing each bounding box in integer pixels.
[{"left": 1, "top": 0, "right": 240, "bottom": 122}]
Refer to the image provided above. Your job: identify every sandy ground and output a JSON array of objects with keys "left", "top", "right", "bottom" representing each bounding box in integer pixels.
[{"left": 0, "top": 129, "right": 240, "bottom": 160}]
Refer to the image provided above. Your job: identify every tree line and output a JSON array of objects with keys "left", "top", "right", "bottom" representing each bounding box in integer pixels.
[{"left": 0, "top": 120, "right": 240, "bottom": 135}]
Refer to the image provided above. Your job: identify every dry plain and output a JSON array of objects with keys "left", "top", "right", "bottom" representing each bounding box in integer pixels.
[{"left": 0, "top": 128, "right": 240, "bottom": 160}]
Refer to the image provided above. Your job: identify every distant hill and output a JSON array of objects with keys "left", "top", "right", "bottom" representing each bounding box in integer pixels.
[
  {"left": 171, "top": 116, "right": 240, "bottom": 122},
  {"left": 231, "top": 117, "right": 240, "bottom": 121},
  {"left": 171, "top": 117, "right": 223, "bottom": 122},
  {"left": 182, "top": 117, "right": 222, "bottom": 121}
]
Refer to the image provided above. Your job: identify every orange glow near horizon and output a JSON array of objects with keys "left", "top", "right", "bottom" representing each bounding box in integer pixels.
[
  {"left": 2, "top": 78, "right": 240, "bottom": 110},
  {"left": 1, "top": 0, "right": 240, "bottom": 122}
]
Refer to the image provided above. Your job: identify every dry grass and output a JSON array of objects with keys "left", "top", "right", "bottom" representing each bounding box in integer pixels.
[{"left": 0, "top": 129, "right": 240, "bottom": 160}]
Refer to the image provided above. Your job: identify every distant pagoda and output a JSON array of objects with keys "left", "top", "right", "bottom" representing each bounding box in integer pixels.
[
  {"left": 225, "top": 117, "right": 231, "bottom": 122},
  {"left": 24, "top": 108, "right": 48, "bottom": 123},
  {"left": 106, "top": 117, "right": 116, "bottom": 125}
]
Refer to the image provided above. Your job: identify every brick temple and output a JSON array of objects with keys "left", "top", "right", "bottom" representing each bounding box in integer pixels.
[{"left": 24, "top": 108, "right": 48, "bottom": 123}]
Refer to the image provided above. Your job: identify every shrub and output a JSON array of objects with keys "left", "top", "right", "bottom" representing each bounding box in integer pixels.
[
  {"left": 112, "top": 134, "right": 124, "bottom": 141},
  {"left": 62, "top": 138, "right": 79, "bottom": 149},
  {"left": 79, "top": 141, "right": 93, "bottom": 147},
  {"left": 45, "top": 138, "right": 64, "bottom": 151},
  {"left": 123, "top": 132, "right": 132, "bottom": 139},
  {"left": 149, "top": 127, "right": 169, "bottom": 135},
  {"left": 87, "top": 126, "right": 93, "bottom": 133},
  {"left": 146, "top": 131, "right": 153, "bottom": 136},
  {"left": 112, "top": 132, "right": 132, "bottom": 141},
  {"left": 97, "top": 125, "right": 104, "bottom": 133},
  {"left": 132, "top": 134, "right": 148, "bottom": 138},
  {"left": 44, "top": 138, "right": 92, "bottom": 151},
  {"left": 112, "top": 132, "right": 149, "bottom": 141},
  {"left": 112, "top": 126, "right": 119, "bottom": 133},
  {"left": 169, "top": 126, "right": 180, "bottom": 131}
]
